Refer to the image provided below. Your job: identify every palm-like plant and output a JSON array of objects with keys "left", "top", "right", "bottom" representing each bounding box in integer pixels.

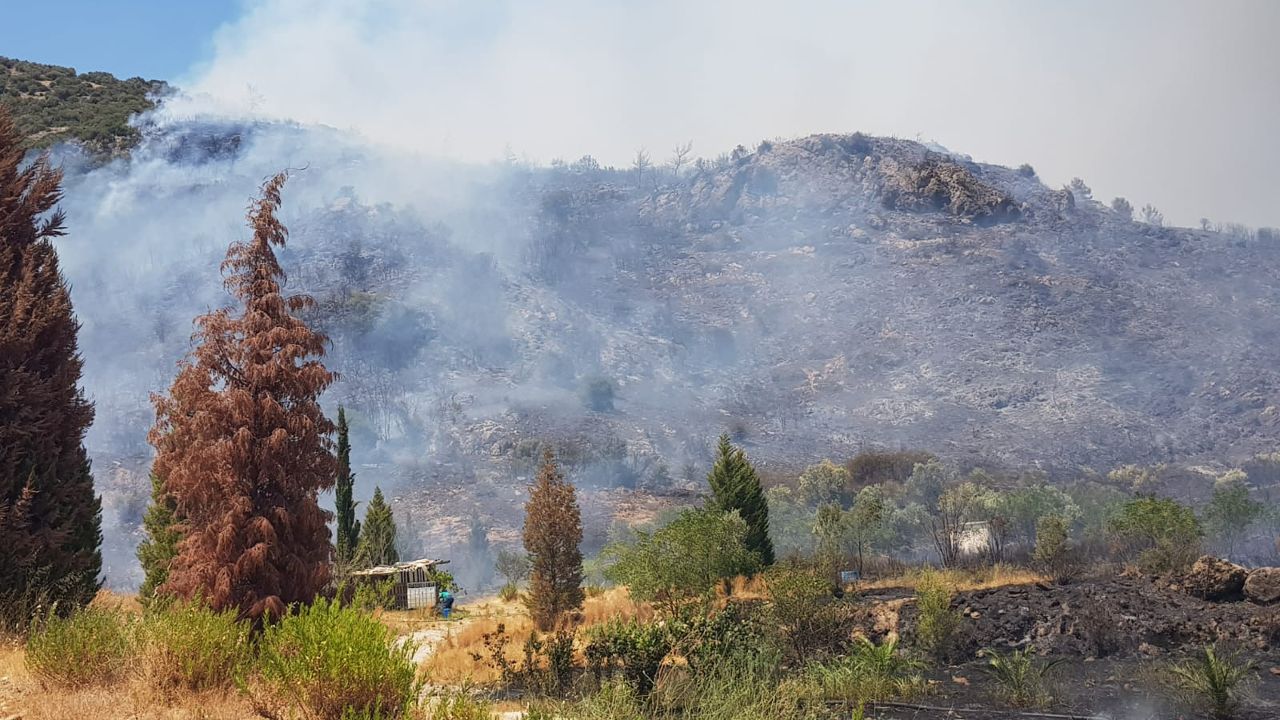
[
  {"left": 981, "top": 647, "right": 1066, "bottom": 708},
  {"left": 1168, "top": 645, "right": 1255, "bottom": 720}
]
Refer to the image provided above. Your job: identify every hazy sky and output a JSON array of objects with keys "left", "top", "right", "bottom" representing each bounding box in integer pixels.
[{"left": 6, "top": 0, "right": 1279, "bottom": 227}]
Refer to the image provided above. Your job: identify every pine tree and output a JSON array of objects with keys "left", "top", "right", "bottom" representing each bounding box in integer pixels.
[
  {"left": 149, "top": 172, "right": 337, "bottom": 623},
  {"left": 355, "top": 487, "right": 398, "bottom": 567},
  {"left": 334, "top": 406, "right": 360, "bottom": 565},
  {"left": 0, "top": 108, "right": 102, "bottom": 622},
  {"left": 136, "top": 472, "right": 180, "bottom": 605},
  {"left": 706, "top": 434, "right": 775, "bottom": 566},
  {"left": 522, "top": 449, "right": 584, "bottom": 630}
]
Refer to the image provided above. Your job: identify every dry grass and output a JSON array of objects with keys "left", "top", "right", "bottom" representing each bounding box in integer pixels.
[
  {"left": 89, "top": 588, "right": 144, "bottom": 615},
  {"left": 420, "top": 587, "right": 653, "bottom": 686},
  {"left": 859, "top": 564, "right": 1044, "bottom": 593},
  {"left": 0, "top": 640, "right": 251, "bottom": 719}
]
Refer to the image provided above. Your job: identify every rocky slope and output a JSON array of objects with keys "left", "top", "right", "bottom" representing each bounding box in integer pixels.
[{"left": 32, "top": 116, "right": 1279, "bottom": 588}]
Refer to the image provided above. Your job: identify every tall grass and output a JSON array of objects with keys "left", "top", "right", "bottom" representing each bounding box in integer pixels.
[
  {"left": 980, "top": 647, "right": 1064, "bottom": 707},
  {"left": 914, "top": 570, "right": 961, "bottom": 662},
  {"left": 252, "top": 597, "right": 422, "bottom": 719},
  {"left": 24, "top": 606, "right": 137, "bottom": 687},
  {"left": 806, "top": 637, "right": 925, "bottom": 704}
]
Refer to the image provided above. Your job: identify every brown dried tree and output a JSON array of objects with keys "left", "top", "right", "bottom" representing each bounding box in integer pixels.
[
  {"left": 0, "top": 108, "right": 102, "bottom": 622},
  {"left": 522, "top": 449, "right": 584, "bottom": 630},
  {"left": 149, "top": 172, "right": 336, "bottom": 622}
]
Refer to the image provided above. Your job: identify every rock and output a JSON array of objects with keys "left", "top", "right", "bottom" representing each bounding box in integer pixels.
[
  {"left": 1244, "top": 567, "right": 1280, "bottom": 604},
  {"left": 1182, "top": 556, "right": 1248, "bottom": 601}
]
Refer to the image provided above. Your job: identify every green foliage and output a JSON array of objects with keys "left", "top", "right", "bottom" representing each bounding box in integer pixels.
[
  {"left": 1203, "top": 471, "right": 1264, "bottom": 558},
  {"left": 763, "top": 563, "right": 853, "bottom": 663},
  {"left": 846, "top": 449, "right": 935, "bottom": 488},
  {"left": 1167, "top": 646, "right": 1256, "bottom": 720},
  {"left": 913, "top": 570, "right": 962, "bottom": 663},
  {"left": 805, "top": 637, "right": 925, "bottom": 704},
  {"left": 585, "top": 617, "right": 674, "bottom": 696},
  {"left": 139, "top": 601, "right": 250, "bottom": 692},
  {"left": 499, "top": 583, "right": 521, "bottom": 602},
  {"left": 495, "top": 548, "right": 531, "bottom": 587},
  {"left": 137, "top": 472, "right": 181, "bottom": 605},
  {"left": 706, "top": 434, "right": 774, "bottom": 565},
  {"left": 796, "top": 459, "right": 849, "bottom": 506},
  {"left": 980, "top": 647, "right": 1065, "bottom": 708},
  {"left": 355, "top": 486, "right": 399, "bottom": 568},
  {"left": 0, "top": 56, "right": 164, "bottom": 154},
  {"left": 1032, "top": 514, "right": 1076, "bottom": 583},
  {"left": 25, "top": 606, "right": 138, "bottom": 687},
  {"left": 335, "top": 406, "right": 361, "bottom": 565},
  {"left": 604, "top": 507, "right": 760, "bottom": 612},
  {"left": 252, "top": 598, "right": 421, "bottom": 719},
  {"left": 468, "top": 623, "right": 576, "bottom": 696},
  {"left": 764, "top": 485, "right": 811, "bottom": 558},
  {"left": 1107, "top": 496, "right": 1202, "bottom": 573}
]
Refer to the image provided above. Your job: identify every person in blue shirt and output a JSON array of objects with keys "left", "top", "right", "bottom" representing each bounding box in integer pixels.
[{"left": 439, "top": 588, "right": 455, "bottom": 620}]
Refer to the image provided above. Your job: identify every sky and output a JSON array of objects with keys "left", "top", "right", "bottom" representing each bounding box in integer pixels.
[{"left": 2, "top": 0, "right": 1278, "bottom": 228}]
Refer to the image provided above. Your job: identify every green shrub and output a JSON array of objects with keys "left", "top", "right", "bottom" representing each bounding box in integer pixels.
[
  {"left": 981, "top": 647, "right": 1064, "bottom": 707},
  {"left": 468, "top": 623, "right": 578, "bottom": 697},
  {"left": 498, "top": 582, "right": 521, "bottom": 603},
  {"left": 252, "top": 598, "right": 421, "bottom": 719},
  {"left": 1167, "top": 646, "right": 1256, "bottom": 720},
  {"left": 585, "top": 618, "right": 673, "bottom": 696},
  {"left": 913, "top": 570, "right": 961, "bottom": 663},
  {"left": 806, "top": 637, "right": 925, "bottom": 704},
  {"left": 140, "top": 601, "right": 250, "bottom": 692},
  {"left": 25, "top": 606, "right": 138, "bottom": 687},
  {"left": 1106, "top": 496, "right": 1202, "bottom": 574},
  {"left": 763, "top": 563, "right": 853, "bottom": 663}
]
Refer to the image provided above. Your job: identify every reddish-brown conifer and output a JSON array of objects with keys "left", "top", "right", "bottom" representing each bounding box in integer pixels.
[
  {"left": 0, "top": 108, "right": 102, "bottom": 622},
  {"left": 149, "top": 172, "right": 336, "bottom": 622},
  {"left": 522, "top": 449, "right": 584, "bottom": 630}
]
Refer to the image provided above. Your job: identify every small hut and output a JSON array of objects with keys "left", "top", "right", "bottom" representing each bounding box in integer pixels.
[{"left": 349, "top": 558, "right": 450, "bottom": 610}]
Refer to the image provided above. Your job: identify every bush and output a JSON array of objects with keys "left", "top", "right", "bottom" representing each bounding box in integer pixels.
[
  {"left": 140, "top": 601, "right": 250, "bottom": 693},
  {"left": 585, "top": 618, "right": 673, "bottom": 696},
  {"left": 498, "top": 582, "right": 521, "bottom": 603},
  {"left": 981, "top": 647, "right": 1064, "bottom": 707},
  {"left": 581, "top": 377, "right": 616, "bottom": 412},
  {"left": 1167, "top": 646, "right": 1256, "bottom": 720},
  {"left": 763, "top": 564, "right": 853, "bottom": 663},
  {"left": 806, "top": 637, "right": 924, "bottom": 704},
  {"left": 1032, "top": 514, "right": 1079, "bottom": 583},
  {"left": 422, "top": 692, "right": 493, "bottom": 720},
  {"left": 1107, "top": 497, "right": 1202, "bottom": 574},
  {"left": 913, "top": 570, "right": 961, "bottom": 663},
  {"left": 25, "top": 606, "right": 137, "bottom": 687},
  {"left": 469, "top": 623, "right": 578, "bottom": 697},
  {"left": 252, "top": 598, "right": 421, "bottom": 719}
]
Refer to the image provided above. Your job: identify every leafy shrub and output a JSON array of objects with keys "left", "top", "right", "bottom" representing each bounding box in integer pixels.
[
  {"left": 678, "top": 600, "right": 780, "bottom": 676},
  {"left": 1167, "top": 646, "right": 1256, "bottom": 720},
  {"left": 604, "top": 508, "right": 760, "bottom": 613},
  {"left": 806, "top": 637, "right": 924, "bottom": 703},
  {"left": 140, "top": 601, "right": 250, "bottom": 692},
  {"left": 981, "top": 647, "right": 1064, "bottom": 707},
  {"left": 499, "top": 583, "right": 521, "bottom": 602},
  {"left": 252, "top": 598, "right": 421, "bottom": 719},
  {"left": 25, "top": 606, "right": 137, "bottom": 687},
  {"left": 1016, "top": 163, "right": 1036, "bottom": 178},
  {"left": 1107, "top": 497, "right": 1202, "bottom": 574},
  {"left": 469, "top": 623, "right": 578, "bottom": 697},
  {"left": 763, "top": 563, "right": 853, "bottom": 663},
  {"left": 1032, "top": 514, "right": 1080, "bottom": 583},
  {"left": 913, "top": 570, "right": 961, "bottom": 663},
  {"left": 581, "top": 376, "right": 616, "bottom": 412},
  {"left": 585, "top": 618, "right": 673, "bottom": 696}
]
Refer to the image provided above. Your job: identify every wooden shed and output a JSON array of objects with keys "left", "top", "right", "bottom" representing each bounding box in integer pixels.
[{"left": 349, "top": 558, "right": 450, "bottom": 610}]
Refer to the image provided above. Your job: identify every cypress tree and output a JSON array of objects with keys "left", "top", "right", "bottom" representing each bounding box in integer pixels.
[
  {"left": 136, "top": 472, "right": 180, "bottom": 605},
  {"left": 334, "top": 406, "right": 360, "bottom": 564},
  {"left": 150, "top": 172, "right": 337, "bottom": 622},
  {"left": 0, "top": 108, "right": 102, "bottom": 622},
  {"left": 706, "top": 433, "right": 775, "bottom": 565},
  {"left": 355, "top": 487, "right": 398, "bottom": 567},
  {"left": 522, "top": 449, "right": 584, "bottom": 630}
]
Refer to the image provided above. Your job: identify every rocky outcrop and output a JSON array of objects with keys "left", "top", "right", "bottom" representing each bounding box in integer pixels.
[
  {"left": 1245, "top": 567, "right": 1280, "bottom": 605},
  {"left": 1183, "top": 556, "right": 1248, "bottom": 601}
]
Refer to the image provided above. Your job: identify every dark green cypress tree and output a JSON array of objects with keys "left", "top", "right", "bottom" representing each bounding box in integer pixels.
[
  {"left": 1, "top": 110, "right": 102, "bottom": 623},
  {"left": 334, "top": 406, "right": 360, "bottom": 564},
  {"left": 355, "top": 486, "right": 398, "bottom": 567},
  {"left": 136, "top": 472, "right": 181, "bottom": 605},
  {"left": 706, "top": 433, "right": 775, "bottom": 565}
]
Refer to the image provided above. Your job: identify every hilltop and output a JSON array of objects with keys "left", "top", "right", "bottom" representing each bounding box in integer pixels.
[{"left": 0, "top": 56, "right": 165, "bottom": 155}]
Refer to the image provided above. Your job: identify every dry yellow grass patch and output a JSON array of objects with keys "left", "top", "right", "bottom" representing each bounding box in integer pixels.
[
  {"left": 1, "top": 639, "right": 252, "bottom": 719},
  {"left": 420, "top": 587, "right": 653, "bottom": 686},
  {"left": 89, "top": 588, "right": 144, "bottom": 614},
  {"left": 858, "top": 564, "right": 1044, "bottom": 593}
]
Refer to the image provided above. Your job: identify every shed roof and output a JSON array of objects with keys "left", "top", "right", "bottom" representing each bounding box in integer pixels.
[{"left": 349, "top": 557, "right": 449, "bottom": 577}]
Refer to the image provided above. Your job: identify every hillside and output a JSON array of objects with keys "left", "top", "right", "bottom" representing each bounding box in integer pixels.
[
  {"left": 8, "top": 79, "right": 1275, "bottom": 586},
  {"left": 0, "top": 56, "right": 164, "bottom": 155}
]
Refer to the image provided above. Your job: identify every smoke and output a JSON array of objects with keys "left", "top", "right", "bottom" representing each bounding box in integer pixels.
[{"left": 164, "top": 0, "right": 1280, "bottom": 228}]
